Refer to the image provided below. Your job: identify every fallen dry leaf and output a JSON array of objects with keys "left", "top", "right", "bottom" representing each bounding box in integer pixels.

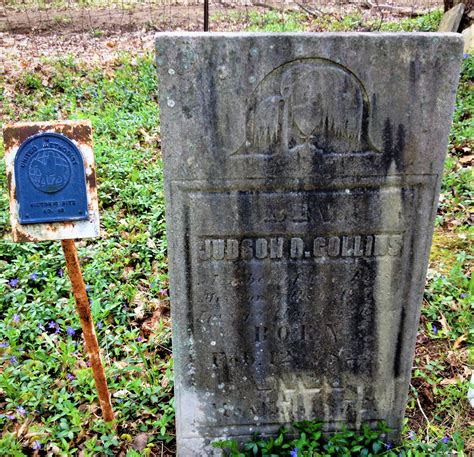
[
  {"left": 459, "top": 154, "right": 473, "bottom": 166},
  {"left": 453, "top": 334, "right": 467, "bottom": 350},
  {"left": 131, "top": 433, "right": 149, "bottom": 452},
  {"left": 439, "top": 312, "right": 450, "bottom": 334},
  {"left": 440, "top": 377, "right": 459, "bottom": 386},
  {"left": 113, "top": 389, "right": 130, "bottom": 398}
]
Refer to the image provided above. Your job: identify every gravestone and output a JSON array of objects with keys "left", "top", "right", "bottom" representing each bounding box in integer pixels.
[
  {"left": 463, "top": 24, "right": 474, "bottom": 52},
  {"left": 438, "top": 3, "right": 465, "bottom": 32},
  {"left": 155, "top": 33, "right": 463, "bottom": 455}
]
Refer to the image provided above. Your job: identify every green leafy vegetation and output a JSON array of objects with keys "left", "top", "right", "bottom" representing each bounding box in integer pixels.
[
  {"left": 213, "top": 420, "right": 464, "bottom": 456},
  {"left": 1, "top": 55, "right": 174, "bottom": 455},
  {"left": 376, "top": 10, "right": 443, "bottom": 31},
  {"left": 0, "top": 19, "right": 472, "bottom": 457},
  {"left": 212, "top": 9, "right": 443, "bottom": 33}
]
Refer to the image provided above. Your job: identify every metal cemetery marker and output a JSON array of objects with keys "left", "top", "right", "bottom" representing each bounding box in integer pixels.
[
  {"left": 5, "top": 121, "right": 100, "bottom": 243},
  {"left": 15, "top": 132, "right": 89, "bottom": 225},
  {"left": 156, "top": 33, "right": 463, "bottom": 455},
  {"left": 3, "top": 120, "right": 114, "bottom": 424}
]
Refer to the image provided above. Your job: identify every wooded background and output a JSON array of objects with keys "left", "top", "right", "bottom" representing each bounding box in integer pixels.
[{"left": 1, "top": 0, "right": 448, "bottom": 33}]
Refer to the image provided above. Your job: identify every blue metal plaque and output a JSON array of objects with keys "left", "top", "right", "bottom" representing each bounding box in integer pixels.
[{"left": 15, "top": 132, "right": 89, "bottom": 224}]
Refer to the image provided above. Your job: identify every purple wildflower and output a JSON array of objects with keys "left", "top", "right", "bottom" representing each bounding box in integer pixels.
[
  {"left": 13, "top": 314, "right": 20, "bottom": 323},
  {"left": 17, "top": 406, "right": 26, "bottom": 415},
  {"left": 97, "top": 321, "right": 103, "bottom": 330},
  {"left": 149, "top": 281, "right": 155, "bottom": 289},
  {"left": 10, "top": 356, "right": 17, "bottom": 364},
  {"left": 290, "top": 448, "right": 298, "bottom": 457},
  {"left": 58, "top": 268, "right": 64, "bottom": 278},
  {"left": 32, "top": 441, "right": 41, "bottom": 450},
  {"left": 159, "top": 288, "right": 168, "bottom": 296},
  {"left": 432, "top": 324, "right": 438, "bottom": 334},
  {"left": 9, "top": 278, "right": 19, "bottom": 287},
  {"left": 30, "top": 273, "right": 38, "bottom": 281},
  {"left": 66, "top": 326, "right": 75, "bottom": 336},
  {"left": 442, "top": 436, "right": 449, "bottom": 444},
  {"left": 384, "top": 442, "right": 393, "bottom": 450},
  {"left": 48, "top": 321, "right": 60, "bottom": 334},
  {"left": 460, "top": 293, "right": 468, "bottom": 299},
  {"left": 6, "top": 414, "right": 15, "bottom": 420},
  {"left": 408, "top": 430, "right": 415, "bottom": 440},
  {"left": 137, "top": 336, "right": 143, "bottom": 342},
  {"left": 86, "top": 284, "right": 91, "bottom": 292},
  {"left": 66, "top": 373, "right": 75, "bottom": 381},
  {"left": 464, "top": 53, "right": 469, "bottom": 59},
  {"left": 38, "top": 323, "right": 45, "bottom": 330},
  {"left": 0, "top": 342, "right": 9, "bottom": 348}
]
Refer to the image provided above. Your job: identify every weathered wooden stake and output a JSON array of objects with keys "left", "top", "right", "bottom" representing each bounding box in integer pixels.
[
  {"left": 61, "top": 239, "right": 115, "bottom": 423},
  {"left": 204, "top": 0, "right": 209, "bottom": 31}
]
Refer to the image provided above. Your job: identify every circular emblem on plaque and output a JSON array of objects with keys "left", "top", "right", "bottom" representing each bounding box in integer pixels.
[
  {"left": 28, "top": 147, "right": 72, "bottom": 193},
  {"left": 14, "top": 131, "right": 89, "bottom": 225}
]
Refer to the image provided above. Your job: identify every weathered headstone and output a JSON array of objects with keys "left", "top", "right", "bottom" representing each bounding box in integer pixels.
[
  {"left": 439, "top": 4, "right": 465, "bottom": 32},
  {"left": 155, "top": 33, "right": 463, "bottom": 455},
  {"left": 462, "top": 24, "right": 474, "bottom": 52},
  {"left": 444, "top": 0, "right": 474, "bottom": 32}
]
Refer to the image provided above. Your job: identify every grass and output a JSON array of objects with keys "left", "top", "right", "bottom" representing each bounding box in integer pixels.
[{"left": 0, "top": 13, "right": 473, "bottom": 456}]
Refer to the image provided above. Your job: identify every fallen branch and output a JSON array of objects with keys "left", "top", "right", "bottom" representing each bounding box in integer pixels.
[
  {"left": 297, "top": 2, "right": 323, "bottom": 17},
  {"left": 252, "top": 2, "right": 287, "bottom": 12},
  {"left": 349, "top": 0, "right": 429, "bottom": 16}
]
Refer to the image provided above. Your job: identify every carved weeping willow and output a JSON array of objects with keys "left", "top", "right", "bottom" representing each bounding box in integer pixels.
[
  {"left": 234, "top": 59, "right": 379, "bottom": 156},
  {"left": 248, "top": 96, "right": 284, "bottom": 149}
]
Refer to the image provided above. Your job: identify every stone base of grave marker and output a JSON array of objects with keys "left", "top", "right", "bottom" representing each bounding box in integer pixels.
[{"left": 155, "top": 33, "right": 463, "bottom": 455}]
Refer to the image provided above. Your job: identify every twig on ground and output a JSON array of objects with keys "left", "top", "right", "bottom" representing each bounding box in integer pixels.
[
  {"left": 297, "top": 2, "right": 323, "bottom": 17},
  {"left": 349, "top": 0, "right": 427, "bottom": 17},
  {"left": 253, "top": 2, "right": 290, "bottom": 12},
  {"left": 413, "top": 386, "right": 431, "bottom": 441}
]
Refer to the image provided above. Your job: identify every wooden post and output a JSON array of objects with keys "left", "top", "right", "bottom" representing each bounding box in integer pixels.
[
  {"left": 204, "top": 0, "right": 209, "bottom": 31},
  {"left": 61, "top": 239, "right": 115, "bottom": 423}
]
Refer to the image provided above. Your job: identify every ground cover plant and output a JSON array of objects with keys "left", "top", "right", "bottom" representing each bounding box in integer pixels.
[
  {"left": 213, "top": 420, "right": 465, "bottom": 456},
  {"left": 1, "top": 55, "right": 175, "bottom": 455},
  {"left": 211, "top": 7, "right": 443, "bottom": 33},
  {"left": 0, "top": 11, "right": 473, "bottom": 456}
]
